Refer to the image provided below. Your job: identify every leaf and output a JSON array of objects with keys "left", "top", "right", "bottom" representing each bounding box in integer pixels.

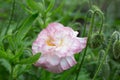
[
  {"left": 45, "top": 0, "right": 55, "bottom": 13},
  {"left": 0, "top": 27, "right": 7, "bottom": 42},
  {"left": 18, "top": 53, "right": 41, "bottom": 64},
  {"left": 0, "top": 59, "right": 11, "bottom": 73},
  {"left": 11, "top": 47, "right": 24, "bottom": 63},
  {"left": 58, "top": 67, "right": 75, "bottom": 80},
  {"left": 26, "top": 0, "right": 43, "bottom": 12},
  {"left": 13, "top": 64, "right": 31, "bottom": 79},
  {"left": 7, "top": 35, "right": 17, "bottom": 51},
  {"left": 52, "top": 0, "right": 64, "bottom": 15},
  {"left": 0, "top": 50, "right": 9, "bottom": 59},
  {"left": 16, "top": 12, "right": 38, "bottom": 41}
]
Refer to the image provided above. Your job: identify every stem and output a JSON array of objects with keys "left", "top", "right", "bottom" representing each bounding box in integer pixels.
[
  {"left": 89, "top": 0, "right": 92, "bottom": 8},
  {"left": 96, "top": 11, "right": 104, "bottom": 34},
  {"left": 5, "top": 0, "right": 16, "bottom": 35},
  {"left": 9, "top": 65, "right": 15, "bottom": 80},
  {"left": 75, "top": 11, "right": 96, "bottom": 80},
  {"left": 42, "top": 0, "right": 45, "bottom": 9},
  {"left": 82, "top": 10, "right": 93, "bottom": 37},
  {"left": 41, "top": 0, "right": 47, "bottom": 28},
  {"left": 92, "top": 40, "right": 112, "bottom": 80}
]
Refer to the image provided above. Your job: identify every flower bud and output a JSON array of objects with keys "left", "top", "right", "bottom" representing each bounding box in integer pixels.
[
  {"left": 98, "top": 50, "right": 105, "bottom": 63},
  {"left": 109, "top": 31, "right": 120, "bottom": 59},
  {"left": 113, "top": 40, "right": 120, "bottom": 59},
  {"left": 98, "top": 50, "right": 110, "bottom": 80},
  {"left": 90, "top": 33, "right": 104, "bottom": 48},
  {"left": 111, "top": 31, "right": 120, "bottom": 42}
]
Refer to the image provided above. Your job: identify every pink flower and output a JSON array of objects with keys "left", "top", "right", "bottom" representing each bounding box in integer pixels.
[{"left": 32, "top": 22, "right": 87, "bottom": 73}]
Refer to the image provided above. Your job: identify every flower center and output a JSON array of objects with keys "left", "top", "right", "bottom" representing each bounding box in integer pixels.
[
  {"left": 46, "top": 37, "right": 63, "bottom": 46},
  {"left": 46, "top": 39, "right": 56, "bottom": 46}
]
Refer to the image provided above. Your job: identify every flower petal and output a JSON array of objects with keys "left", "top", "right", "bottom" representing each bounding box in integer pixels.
[
  {"left": 34, "top": 54, "right": 60, "bottom": 68},
  {"left": 60, "top": 56, "right": 76, "bottom": 70},
  {"left": 70, "top": 37, "right": 87, "bottom": 54},
  {"left": 65, "top": 56, "right": 77, "bottom": 67}
]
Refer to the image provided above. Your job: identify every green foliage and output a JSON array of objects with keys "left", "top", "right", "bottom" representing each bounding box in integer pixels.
[
  {"left": 0, "top": 50, "right": 9, "bottom": 59},
  {"left": 113, "top": 40, "right": 120, "bottom": 59},
  {"left": 0, "top": 59, "right": 11, "bottom": 73},
  {"left": 26, "top": 0, "right": 43, "bottom": 13},
  {"left": 13, "top": 64, "right": 31, "bottom": 79},
  {"left": 16, "top": 12, "right": 39, "bottom": 41},
  {"left": 45, "top": 0, "right": 55, "bottom": 13},
  {"left": 18, "top": 53, "right": 41, "bottom": 64}
]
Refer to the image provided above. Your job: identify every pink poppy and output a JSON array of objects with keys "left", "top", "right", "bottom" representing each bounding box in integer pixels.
[{"left": 32, "top": 22, "right": 87, "bottom": 73}]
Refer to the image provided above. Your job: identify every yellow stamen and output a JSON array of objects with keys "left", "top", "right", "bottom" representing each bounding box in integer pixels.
[{"left": 46, "top": 37, "right": 55, "bottom": 46}]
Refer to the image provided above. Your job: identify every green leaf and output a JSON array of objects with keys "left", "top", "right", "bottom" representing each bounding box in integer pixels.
[
  {"left": 6, "top": 49, "right": 14, "bottom": 60},
  {"left": 0, "top": 50, "right": 9, "bottom": 59},
  {"left": 58, "top": 67, "right": 76, "bottom": 80},
  {"left": 26, "top": 0, "right": 43, "bottom": 12},
  {"left": 18, "top": 53, "right": 41, "bottom": 64},
  {"left": 0, "top": 27, "right": 7, "bottom": 42},
  {"left": 52, "top": 0, "right": 64, "bottom": 15},
  {"left": 7, "top": 35, "right": 17, "bottom": 51},
  {"left": 11, "top": 47, "right": 24, "bottom": 63},
  {"left": 16, "top": 12, "right": 38, "bottom": 41},
  {"left": 0, "top": 59, "right": 11, "bottom": 73},
  {"left": 13, "top": 64, "right": 31, "bottom": 79},
  {"left": 45, "top": 0, "right": 55, "bottom": 13}
]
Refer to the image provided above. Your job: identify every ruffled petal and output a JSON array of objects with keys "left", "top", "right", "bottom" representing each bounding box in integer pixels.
[
  {"left": 60, "top": 56, "right": 76, "bottom": 70},
  {"left": 70, "top": 37, "right": 87, "bottom": 54},
  {"left": 65, "top": 56, "right": 77, "bottom": 67},
  {"left": 34, "top": 54, "right": 60, "bottom": 69}
]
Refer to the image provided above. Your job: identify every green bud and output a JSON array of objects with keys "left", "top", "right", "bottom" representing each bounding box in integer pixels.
[
  {"left": 109, "top": 31, "right": 120, "bottom": 59},
  {"left": 90, "top": 33, "right": 104, "bottom": 48},
  {"left": 113, "top": 40, "right": 120, "bottom": 59},
  {"left": 99, "top": 62, "right": 110, "bottom": 80},
  {"left": 98, "top": 50, "right": 110, "bottom": 80},
  {"left": 98, "top": 50, "right": 105, "bottom": 63},
  {"left": 111, "top": 31, "right": 120, "bottom": 42}
]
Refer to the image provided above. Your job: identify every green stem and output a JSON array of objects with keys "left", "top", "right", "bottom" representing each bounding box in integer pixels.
[
  {"left": 96, "top": 11, "right": 104, "bottom": 34},
  {"left": 89, "top": 0, "right": 92, "bottom": 8},
  {"left": 5, "top": 0, "right": 16, "bottom": 35},
  {"left": 75, "top": 11, "right": 96, "bottom": 80},
  {"left": 82, "top": 10, "right": 93, "bottom": 37},
  {"left": 92, "top": 40, "right": 112, "bottom": 80},
  {"left": 76, "top": 9, "right": 104, "bottom": 80},
  {"left": 9, "top": 65, "right": 15, "bottom": 80}
]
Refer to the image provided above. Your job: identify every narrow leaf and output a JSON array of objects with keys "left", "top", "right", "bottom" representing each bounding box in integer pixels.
[
  {"left": 0, "top": 50, "right": 9, "bottom": 59},
  {"left": 26, "top": 0, "right": 43, "bottom": 12},
  {"left": 16, "top": 12, "right": 38, "bottom": 41},
  {"left": 0, "top": 59, "right": 11, "bottom": 73},
  {"left": 18, "top": 53, "right": 41, "bottom": 64},
  {"left": 13, "top": 64, "right": 31, "bottom": 79},
  {"left": 11, "top": 47, "right": 24, "bottom": 63},
  {"left": 45, "top": 0, "right": 55, "bottom": 13},
  {"left": 52, "top": 0, "right": 64, "bottom": 15}
]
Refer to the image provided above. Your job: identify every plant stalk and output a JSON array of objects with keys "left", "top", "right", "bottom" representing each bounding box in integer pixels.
[
  {"left": 5, "top": 0, "right": 16, "bottom": 35},
  {"left": 75, "top": 10, "right": 96, "bottom": 80},
  {"left": 92, "top": 40, "right": 112, "bottom": 80}
]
